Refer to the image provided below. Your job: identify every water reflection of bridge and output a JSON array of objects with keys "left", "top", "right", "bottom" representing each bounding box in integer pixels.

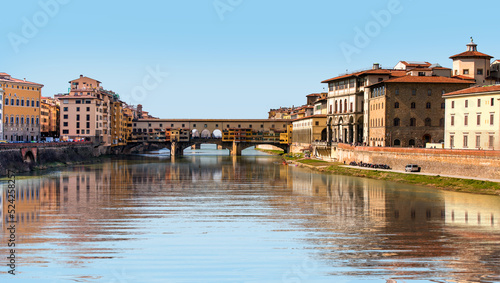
[{"left": 1, "top": 158, "right": 500, "bottom": 282}]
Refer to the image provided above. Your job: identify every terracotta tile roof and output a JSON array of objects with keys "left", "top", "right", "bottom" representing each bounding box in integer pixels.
[
  {"left": 443, "top": 85, "right": 500, "bottom": 96},
  {"left": 292, "top": 114, "right": 327, "bottom": 122},
  {"left": 367, "top": 75, "right": 473, "bottom": 87},
  {"left": 0, "top": 72, "right": 43, "bottom": 86},
  {"left": 451, "top": 75, "right": 476, "bottom": 81},
  {"left": 306, "top": 93, "right": 322, "bottom": 97},
  {"left": 432, "top": 66, "right": 451, "bottom": 70},
  {"left": 449, "top": 51, "right": 493, "bottom": 59},
  {"left": 399, "top": 61, "right": 432, "bottom": 67},
  {"left": 321, "top": 69, "right": 404, "bottom": 83}
]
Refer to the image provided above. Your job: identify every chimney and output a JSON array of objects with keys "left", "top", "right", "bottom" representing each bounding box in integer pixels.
[
  {"left": 80, "top": 74, "right": 83, "bottom": 78},
  {"left": 373, "top": 63, "right": 380, "bottom": 70},
  {"left": 24, "top": 78, "right": 26, "bottom": 82}
]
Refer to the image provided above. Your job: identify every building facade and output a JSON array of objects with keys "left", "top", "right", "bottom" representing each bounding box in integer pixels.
[
  {"left": 41, "top": 97, "right": 60, "bottom": 139},
  {"left": 55, "top": 75, "right": 115, "bottom": 145},
  {"left": 450, "top": 39, "right": 494, "bottom": 86},
  {"left": 322, "top": 65, "right": 406, "bottom": 145},
  {"left": 366, "top": 75, "right": 472, "bottom": 147},
  {"left": 291, "top": 115, "right": 327, "bottom": 151},
  {"left": 0, "top": 73, "right": 43, "bottom": 142},
  {"left": 0, "top": 87, "right": 3, "bottom": 140},
  {"left": 444, "top": 85, "right": 500, "bottom": 150}
]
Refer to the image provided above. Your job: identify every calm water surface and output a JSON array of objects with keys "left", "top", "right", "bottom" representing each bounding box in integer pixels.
[{"left": 1, "top": 147, "right": 500, "bottom": 282}]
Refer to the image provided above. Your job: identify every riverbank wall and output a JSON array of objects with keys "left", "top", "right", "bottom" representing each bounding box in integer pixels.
[
  {"left": 332, "top": 144, "right": 500, "bottom": 180},
  {"left": 0, "top": 143, "right": 101, "bottom": 176}
]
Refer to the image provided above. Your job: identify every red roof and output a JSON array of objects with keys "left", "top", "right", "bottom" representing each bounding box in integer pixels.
[
  {"left": 450, "top": 51, "right": 493, "bottom": 59},
  {"left": 367, "top": 75, "right": 473, "bottom": 87},
  {"left": 321, "top": 69, "right": 405, "bottom": 83},
  {"left": 399, "top": 61, "right": 432, "bottom": 67},
  {"left": 292, "top": 114, "right": 327, "bottom": 122},
  {"left": 306, "top": 93, "right": 321, "bottom": 97},
  {"left": 451, "top": 75, "right": 476, "bottom": 81},
  {"left": 0, "top": 73, "right": 43, "bottom": 87},
  {"left": 444, "top": 85, "right": 500, "bottom": 96}
]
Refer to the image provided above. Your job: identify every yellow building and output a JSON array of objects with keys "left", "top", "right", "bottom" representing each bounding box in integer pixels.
[
  {"left": 111, "top": 99, "right": 126, "bottom": 146},
  {"left": 41, "top": 97, "right": 60, "bottom": 139},
  {"left": 0, "top": 73, "right": 43, "bottom": 142},
  {"left": 444, "top": 85, "right": 500, "bottom": 150}
]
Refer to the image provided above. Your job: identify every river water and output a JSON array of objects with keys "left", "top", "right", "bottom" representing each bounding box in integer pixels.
[{"left": 1, "top": 146, "right": 500, "bottom": 282}]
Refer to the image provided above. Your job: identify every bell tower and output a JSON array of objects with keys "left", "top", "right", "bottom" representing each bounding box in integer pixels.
[{"left": 450, "top": 38, "right": 493, "bottom": 86}]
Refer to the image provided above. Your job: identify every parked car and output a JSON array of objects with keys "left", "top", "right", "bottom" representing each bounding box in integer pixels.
[{"left": 405, "top": 164, "right": 421, "bottom": 172}]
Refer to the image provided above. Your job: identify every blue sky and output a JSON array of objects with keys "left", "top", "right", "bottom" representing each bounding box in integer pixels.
[{"left": 2, "top": 0, "right": 499, "bottom": 119}]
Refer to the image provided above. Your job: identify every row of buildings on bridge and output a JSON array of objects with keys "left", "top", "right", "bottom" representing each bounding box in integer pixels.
[
  {"left": 0, "top": 73, "right": 156, "bottom": 146},
  {"left": 270, "top": 39, "right": 500, "bottom": 151}
]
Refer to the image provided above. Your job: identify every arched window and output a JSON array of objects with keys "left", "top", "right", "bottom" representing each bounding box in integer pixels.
[
  {"left": 339, "top": 102, "right": 342, "bottom": 113},
  {"left": 411, "top": 102, "right": 416, "bottom": 109},
  {"left": 16, "top": 116, "right": 19, "bottom": 124},
  {"left": 426, "top": 102, "right": 431, "bottom": 109},
  {"left": 394, "top": 102, "right": 399, "bottom": 108},
  {"left": 409, "top": 139, "right": 416, "bottom": 146},
  {"left": 344, "top": 99, "right": 348, "bottom": 113},
  {"left": 335, "top": 101, "right": 338, "bottom": 113},
  {"left": 20, "top": 117, "right": 24, "bottom": 124},
  {"left": 410, "top": 118, "right": 416, "bottom": 127},
  {"left": 439, "top": 118, "right": 444, "bottom": 127},
  {"left": 425, "top": 118, "right": 432, "bottom": 127},
  {"left": 26, "top": 117, "right": 30, "bottom": 125},
  {"left": 394, "top": 118, "right": 400, "bottom": 126},
  {"left": 394, "top": 139, "right": 401, "bottom": 146}
]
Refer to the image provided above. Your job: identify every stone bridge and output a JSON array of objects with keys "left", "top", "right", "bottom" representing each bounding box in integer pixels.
[{"left": 125, "top": 138, "right": 289, "bottom": 157}]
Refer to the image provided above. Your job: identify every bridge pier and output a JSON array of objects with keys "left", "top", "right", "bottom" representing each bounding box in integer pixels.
[
  {"left": 170, "top": 142, "right": 184, "bottom": 157},
  {"left": 191, "top": 144, "right": 201, "bottom": 150},
  {"left": 231, "top": 141, "right": 242, "bottom": 156}
]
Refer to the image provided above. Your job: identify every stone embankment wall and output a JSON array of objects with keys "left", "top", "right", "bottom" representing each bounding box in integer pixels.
[
  {"left": 0, "top": 143, "right": 98, "bottom": 176},
  {"left": 333, "top": 144, "right": 500, "bottom": 180}
]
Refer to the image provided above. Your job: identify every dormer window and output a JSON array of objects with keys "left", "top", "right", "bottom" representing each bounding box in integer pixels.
[{"left": 463, "top": 69, "right": 469, "bottom": 75}]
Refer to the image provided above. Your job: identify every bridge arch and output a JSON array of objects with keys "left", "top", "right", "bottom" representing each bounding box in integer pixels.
[{"left": 23, "top": 150, "right": 36, "bottom": 164}]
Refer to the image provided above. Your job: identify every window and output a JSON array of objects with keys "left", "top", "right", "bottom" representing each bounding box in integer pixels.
[
  {"left": 412, "top": 89, "right": 416, "bottom": 96},
  {"left": 76, "top": 107, "right": 80, "bottom": 112},
  {"left": 476, "top": 135, "right": 481, "bottom": 149},
  {"left": 492, "top": 98, "right": 495, "bottom": 106},
  {"left": 87, "top": 115, "right": 90, "bottom": 121},
  {"left": 450, "top": 135, "right": 454, "bottom": 148},
  {"left": 10, "top": 99, "right": 14, "bottom": 105},
  {"left": 87, "top": 122, "right": 90, "bottom": 128},
  {"left": 439, "top": 118, "right": 445, "bottom": 127},
  {"left": 477, "top": 114, "right": 481, "bottom": 126},
  {"left": 394, "top": 102, "right": 399, "bottom": 108},
  {"left": 394, "top": 139, "right": 401, "bottom": 146},
  {"left": 451, "top": 101, "right": 455, "bottom": 108},
  {"left": 350, "top": 102, "right": 353, "bottom": 112},
  {"left": 463, "top": 69, "right": 469, "bottom": 75},
  {"left": 63, "top": 122, "right": 68, "bottom": 127},
  {"left": 441, "top": 103, "right": 445, "bottom": 109},
  {"left": 76, "top": 100, "right": 81, "bottom": 104},
  {"left": 87, "top": 107, "right": 90, "bottom": 111},
  {"left": 393, "top": 118, "right": 400, "bottom": 126},
  {"left": 76, "top": 130, "right": 80, "bottom": 134},
  {"left": 477, "top": 69, "right": 483, "bottom": 75},
  {"left": 464, "top": 114, "right": 468, "bottom": 126},
  {"left": 465, "top": 100, "right": 468, "bottom": 108},
  {"left": 63, "top": 130, "right": 69, "bottom": 134},
  {"left": 463, "top": 135, "right": 468, "bottom": 148},
  {"left": 427, "top": 89, "right": 432, "bottom": 96},
  {"left": 426, "top": 102, "right": 431, "bottom": 109},
  {"left": 63, "top": 99, "right": 69, "bottom": 104},
  {"left": 411, "top": 102, "right": 416, "bottom": 109},
  {"left": 425, "top": 118, "right": 431, "bottom": 127},
  {"left": 31, "top": 100, "right": 35, "bottom": 107},
  {"left": 442, "top": 90, "right": 446, "bottom": 95},
  {"left": 76, "top": 115, "right": 80, "bottom": 121},
  {"left": 63, "top": 107, "right": 68, "bottom": 112},
  {"left": 477, "top": 99, "right": 481, "bottom": 107},
  {"left": 36, "top": 117, "right": 39, "bottom": 125},
  {"left": 21, "top": 99, "right": 24, "bottom": 106},
  {"left": 4, "top": 98, "right": 8, "bottom": 105},
  {"left": 410, "top": 118, "right": 416, "bottom": 127},
  {"left": 418, "top": 72, "right": 426, "bottom": 77},
  {"left": 490, "top": 136, "right": 495, "bottom": 149},
  {"left": 16, "top": 99, "right": 19, "bottom": 106},
  {"left": 36, "top": 101, "right": 39, "bottom": 107},
  {"left": 63, "top": 115, "right": 68, "bottom": 119},
  {"left": 395, "top": 88, "right": 399, "bottom": 95},
  {"left": 409, "top": 139, "right": 416, "bottom": 146},
  {"left": 491, "top": 114, "right": 495, "bottom": 126},
  {"left": 76, "top": 122, "right": 80, "bottom": 128}
]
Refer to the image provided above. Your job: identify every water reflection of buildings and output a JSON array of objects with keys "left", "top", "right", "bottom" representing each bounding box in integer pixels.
[{"left": 284, "top": 167, "right": 500, "bottom": 281}]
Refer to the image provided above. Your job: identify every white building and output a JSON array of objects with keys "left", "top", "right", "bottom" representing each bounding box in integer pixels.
[{"left": 444, "top": 85, "right": 500, "bottom": 150}]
